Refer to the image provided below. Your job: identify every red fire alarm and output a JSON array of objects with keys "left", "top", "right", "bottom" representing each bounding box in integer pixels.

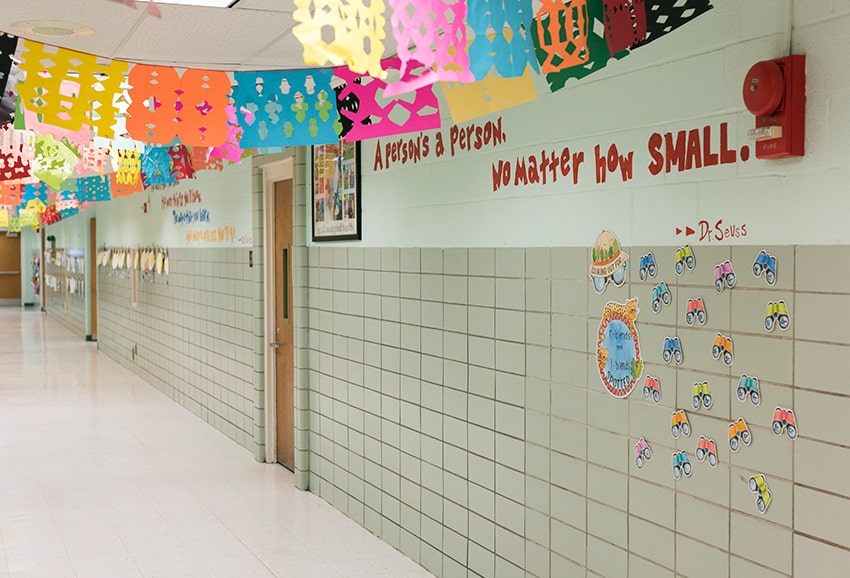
[{"left": 743, "top": 55, "right": 806, "bottom": 159}]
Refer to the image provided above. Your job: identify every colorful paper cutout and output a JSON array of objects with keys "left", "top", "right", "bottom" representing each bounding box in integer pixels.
[
  {"left": 764, "top": 300, "right": 790, "bottom": 332},
  {"left": 685, "top": 297, "right": 706, "bottom": 326},
  {"left": 532, "top": 0, "right": 627, "bottom": 92},
  {"left": 141, "top": 146, "right": 176, "bottom": 187},
  {"left": 18, "top": 208, "right": 40, "bottom": 228},
  {"left": 334, "top": 58, "right": 442, "bottom": 141},
  {"left": 0, "top": 208, "right": 8, "bottom": 227},
  {"left": 108, "top": 172, "right": 144, "bottom": 197},
  {"left": 691, "top": 381, "right": 712, "bottom": 410},
  {"left": 711, "top": 333, "right": 733, "bottom": 366},
  {"left": 596, "top": 297, "right": 642, "bottom": 398},
  {"left": 671, "top": 410, "right": 690, "bottom": 438},
  {"left": 772, "top": 407, "right": 797, "bottom": 440},
  {"left": 650, "top": 281, "right": 671, "bottom": 313},
  {"left": 695, "top": 436, "right": 717, "bottom": 467},
  {"left": 76, "top": 176, "right": 112, "bottom": 202},
  {"left": 440, "top": 67, "right": 537, "bottom": 124},
  {"left": 662, "top": 336, "right": 682, "bottom": 364},
  {"left": 207, "top": 106, "right": 245, "bottom": 163},
  {"left": 602, "top": 0, "right": 647, "bottom": 54},
  {"left": 589, "top": 230, "right": 629, "bottom": 294},
  {"left": 32, "top": 134, "right": 78, "bottom": 190},
  {"left": 637, "top": 251, "right": 656, "bottom": 280},
  {"left": 114, "top": 149, "right": 143, "bottom": 187},
  {"left": 385, "top": 0, "right": 475, "bottom": 96},
  {"left": 642, "top": 375, "right": 660, "bottom": 403},
  {"left": 714, "top": 260, "right": 736, "bottom": 292},
  {"left": 77, "top": 142, "right": 112, "bottom": 176},
  {"left": 0, "top": 125, "right": 36, "bottom": 184},
  {"left": 638, "top": 0, "right": 712, "bottom": 47},
  {"left": 671, "top": 450, "right": 692, "bottom": 479},
  {"left": 40, "top": 204, "right": 61, "bottom": 225},
  {"left": 634, "top": 438, "right": 652, "bottom": 469},
  {"left": 728, "top": 418, "right": 751, "bottom": 452},
  {"left": 292, "top": 0, "right": 387, "bottom": 77},
  {"left": 748, "top": 474, "right": 771, "bottom": 514},
  {"left": 58, "top": 206, "right": 79, "bottom": 220},
  {"left": 18, "top": 41, "right": 128, "bottom": 139},
  {"left": 0, "top": 183, "right": 23, "bottom": 205},
  {"left": 126, "top": 65, "right": 230, "bottom": 147},
  {"left": 752, "top": 250, "right": 777, "bottom": 285},
  {"left": 168, "top": 145, "right": 195, "bottom": 180},
  {"left": 6, "top": 215, "right": 20, "bottom": 232},
  {"left": 674, "top": 244, "right": 695, "bottom": 275},
  {"left": 233, "top": 69, "right": 341, "bottom": 148},
  {"left": 190, "top": 146, "right": 225, "bottom": 172},
  {"left": 0, "top": 34, "right": 18, "bottom": 104},
  {"left": 736, "top": 374, "right": 760, "bottom": 406},
  {"left": 468, "top": 0, "right": 539, "bottom": 79}
]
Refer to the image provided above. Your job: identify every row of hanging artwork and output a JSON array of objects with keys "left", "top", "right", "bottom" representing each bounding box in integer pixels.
[{"left": 0, "top": 0, "right": 713, "bottom": 230}]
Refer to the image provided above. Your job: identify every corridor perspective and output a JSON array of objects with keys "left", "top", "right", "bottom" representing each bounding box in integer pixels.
[{"left": 0, "top": 308, "right": 433, "bottom": 578}]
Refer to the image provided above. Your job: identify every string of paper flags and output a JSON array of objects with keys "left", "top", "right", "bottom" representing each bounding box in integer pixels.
[{"left": 0, "top": 0, "right": 713, "bottom": 230}]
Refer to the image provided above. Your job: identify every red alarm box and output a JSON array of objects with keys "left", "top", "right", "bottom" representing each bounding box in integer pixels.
[{"left": 743, "top": 55, "right": 806, "bottom": 159}]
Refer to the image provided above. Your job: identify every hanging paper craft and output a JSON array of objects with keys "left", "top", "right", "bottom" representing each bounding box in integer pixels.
[
  {"left": 77, "top": 142, "right": 112, "bottom": 176},
  {"left": 126, "top": 65, "right": 230, "bottom": 147},
  {"left": 748, "top": 474, "right": 771, "bottom": 514},
  {"left": 532, "top": 0, "right": 627, "bottom": 92},
  {"left": 190, "top": 146, "right": 225, "bottom": 172},
  {"left": 633, "top": 438, "right": 651, "bottom": 469},
  {"left": 76, "top": 176, "right": 112, "bottom": 202},
  {"left": 695, "top": 437, "right": 718, "bottom": 467},
  {"left": 752, "top": 250, "right": 777, "bottom": 285},
  {"left": 0, "top": 208, "right": 8, "bottom": 227},
  {"left": 58, "top": 206, "right": 79, "bottom": 220},
  {"left": 168, "top": 145, "right": 195, "bottom": 180},
  {"left": 6, "top": 215, "right": 20, "bottom": 232},
  {"left": 441, "top": 67, "right": 537, "bottom": 124},
  {"left": 114, "top": 149, "right": 143, "bottom": 187},
  {"left": 18, "top": 208, "right": 40, "bottom": 228},
  {"left": 638, "top": 0, "right": 712, "bottom": 47},
  {"left": 18, "top": 41, "right": 128, "bottom": 139},
  {"left": 33, "top": 134, "right": 78, "bottom": 190},
  {"left": 233, "top": 69, "right": 341, "bottom": 148},
  {"left": 468, "top": 0, "right": 539, "bottom": 80},
  {"left": 602, "top": 0, "right": 647, "bottom": 54},
  {"left": 108, "top": 172, "right": 144, "bottom": 197},
  {"left": 384, "top": 0, "right": 475, "bottom": 96},
  {"left": 40, "top": 204, "right": 61, "bottom": 225},
  {"left": 141, "top": 146, "right": 176, "bottom": 187},
  {"left": 0, "top": 125, "right": 36, "bottom": 184},
  {"left": 772, "top": 407, "right": 797, "bottom": 440},
  {"left": 589, "top": 229, "right": 628, "bottom": 294},
  {"left": 0, "top": 34, "right": 18, "bottom": 105},
  {"left": 0, "top": 183, "right": 23, "bottom": 205},
  {"left": 207, "top": 106, "right": 245, "bottom": 163},
  {"left": 23, "top": 181, "right": 49, "bottom": 204},
  {"left": 55, "top": 196, "right": 79, "bottom": 211},
  {"left": 334, "top": 58, "right": 441, "bottom": 141},
  {"left": 292, "top": 0, "right": 387, "bottom": 78},
  {"left": 596, "top": 297, "right": 642, "bottom": 398}
]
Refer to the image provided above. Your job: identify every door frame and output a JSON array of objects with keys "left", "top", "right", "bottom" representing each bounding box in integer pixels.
[{"left": 262, "top": 157, "right": 294, "bottom": 465}]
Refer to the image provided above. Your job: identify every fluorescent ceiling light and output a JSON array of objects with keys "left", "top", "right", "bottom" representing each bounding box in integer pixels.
[{"left": 158, "top": 0, "right": 236, "bottom": 7}]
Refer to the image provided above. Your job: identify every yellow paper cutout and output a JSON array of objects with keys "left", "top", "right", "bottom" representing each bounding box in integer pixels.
[
  {"left": 7, "top": 216, "right": 20, "bottom": 232},
  {"left": 25, "top": 198, "right": 46, "bottom": 214},
  {"left": 293, "top": 0, "right": 387, "bottom": 77},
  {"left": 0, "top": 209, "right": 8, "bottom": 228},
  {"left": 19, "top": 209, "right": 39, "bottom": 228},
  {"left": 18, "top": 40, "right": 128, "bottom": 139},
  {"left": 440, "top": 67, "right": 538, "bottom": 125}
]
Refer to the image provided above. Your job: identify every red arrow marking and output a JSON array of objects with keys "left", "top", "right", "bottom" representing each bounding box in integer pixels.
[
  {"left": 676, "top": 227, "right": 682, "bottom": 235},
  {"left": 686, "top": 226, "right": 695, "bottom": 236}
]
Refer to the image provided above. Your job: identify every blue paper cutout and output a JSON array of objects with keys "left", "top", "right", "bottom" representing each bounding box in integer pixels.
[
  {"left": 232, "top": 69, "right": 341, "bottom": 148},
  {"left": 76, "top": 176, "right": 111, "bottom": 202},
  {"left": 22, "top": 181, "right": 49, "bottom": 204},
  {"left": 468, "top": 0, "right": 539, "bottom": 80},
  {"left": 141, "top": 147, "right": 176, "bottom": 187},
  {"left": 59, "top": 207, "right": 79, "bottom": 220}
]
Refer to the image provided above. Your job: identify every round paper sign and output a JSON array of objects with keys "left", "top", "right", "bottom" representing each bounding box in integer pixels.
[{"left": 597, "top": 298, "right": 643, "bottom": 398}]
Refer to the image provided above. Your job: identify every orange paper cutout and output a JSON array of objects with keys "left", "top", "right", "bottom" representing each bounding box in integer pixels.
[
  {"left": 18, "top": 41, "right": 128, "bottom": 138},
  {"left": 109, "top": 172, "right": 144, "bottom": 197},
  {"left": 127, "top": 65, "right": 230, "bottom": 147},
  {"left": 535, "top": 0, "right": 590, "bottom": 74}
]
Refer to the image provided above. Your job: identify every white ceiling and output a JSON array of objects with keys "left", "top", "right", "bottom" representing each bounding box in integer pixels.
[{"left": 0, "top": 0, "right": 396, "bottom": 71}]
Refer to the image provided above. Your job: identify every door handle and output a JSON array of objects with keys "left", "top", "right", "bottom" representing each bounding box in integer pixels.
[{"left": 269, "top": 341, "right": 280, "bottom": 349}]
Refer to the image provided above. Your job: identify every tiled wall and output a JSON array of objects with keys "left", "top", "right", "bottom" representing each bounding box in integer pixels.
[
  {"left": 44, "top": 254, "right": 86, "bottom": 337},
  {"left": 304, "top": 244, "right": 850, "bottom": 578},
  {"left": 98, "top": 247, "right": 260, "bottom": 453}
]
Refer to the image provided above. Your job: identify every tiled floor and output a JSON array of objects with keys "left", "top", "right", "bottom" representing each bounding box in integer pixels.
[{"left": 0, "top": 308, "right": 433, "bottom": 578}]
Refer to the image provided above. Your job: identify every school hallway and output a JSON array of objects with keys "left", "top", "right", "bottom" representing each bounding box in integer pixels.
[{"left": 0, "top": 307, "right": 433, "bottom": 578}]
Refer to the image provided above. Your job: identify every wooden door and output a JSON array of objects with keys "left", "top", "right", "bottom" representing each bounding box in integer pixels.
[
  {"left": 273, "top": 180, "right": 295, "bottom": 471},
  {"left": 0, "top": 233, "right": 21, "bottom": 304},
  {"left": 89, "top": 218, "right": 97, "bottom": 339}
]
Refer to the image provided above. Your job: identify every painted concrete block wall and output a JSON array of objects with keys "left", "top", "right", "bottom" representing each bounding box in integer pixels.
[
  {"left": 98, "top": 247, "right": 257, "bottom": 452},
  {"left": 304, "top": 245, "right": 850, "bottom": 577}
]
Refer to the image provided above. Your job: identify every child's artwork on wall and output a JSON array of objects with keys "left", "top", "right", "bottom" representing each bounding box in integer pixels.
[
  {"left": 642, "top": 375, "right": 661, "bottom": 403},
  {"left": 764, "top": 300, "right": 791, "bottom": 332},
  {"left": 596, "top": 297, "right": 642, "bottom": 398},
  {"left": 714, "top": 260, "right": 737, "bottom": 292},
  {"left": 695, "top": 436, "right": 718, "bottom": 467},
  {"left": 736, "top": 374, "right": 760, "bottom": 405},
  {"left": 772, "top": 407, "right": 798, "bottom": 440},
  {"left": 748, "top": 474, "right": 772, "bottom": 514},
  {"left": 685, "top": 297, "right": 707, "bottom": 325},
  {"left": 634, "top": 438, "right": 652, "bottom": 469},
  {"left": 712, "top": 333, "right": 734, "bottom": 366},
  {"left": 674, "top": 244, "right": 695, "bottom": 275},
  {"left": 752, "top": 250, "right": 778, "bottom": 285},
  {"left": 589, "top": 229, "right": 629, "bottom": 294}
]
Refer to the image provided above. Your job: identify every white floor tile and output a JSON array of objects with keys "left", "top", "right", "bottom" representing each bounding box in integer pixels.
[{"left": 0, "top": 309, "right": 434, "bottom": 578}]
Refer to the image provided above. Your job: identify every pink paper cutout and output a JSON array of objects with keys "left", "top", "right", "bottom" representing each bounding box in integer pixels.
[
  {"left": 385, "top": 0, "right": 475, "bottom": 96},
  {"left": 77, "top": 142, "right": 112, "bottom": 176},
  {"left": 208, "top": 106, "right": 245, "bottom": 163},
  {"left": 334, "top": 58, "right": 441, "bottom": 141}
]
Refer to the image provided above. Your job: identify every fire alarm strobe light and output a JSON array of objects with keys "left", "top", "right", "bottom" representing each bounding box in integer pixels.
[{"left": 743, "top": 55, "right": 806, "bottom": 159}]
